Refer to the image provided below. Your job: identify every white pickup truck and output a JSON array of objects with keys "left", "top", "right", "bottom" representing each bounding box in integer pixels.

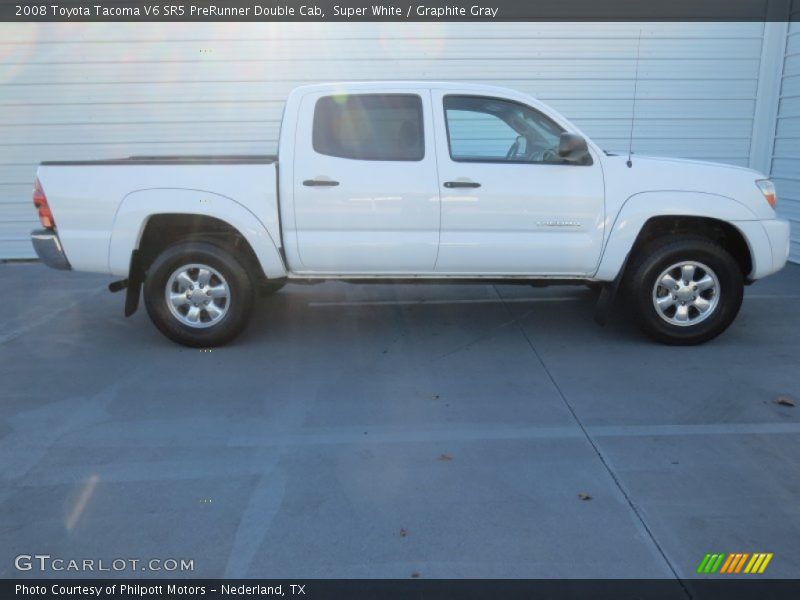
[{"left": 30, "top": 82, "right": 790, "bottom": 347}]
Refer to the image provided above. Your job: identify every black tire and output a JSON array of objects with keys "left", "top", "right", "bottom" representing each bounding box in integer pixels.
[
  {"left": 626, "top": 235, "right": 743, "bottom": 345},
  {"left": 143, "top": 240, "right": 255, "bottom": 347}
]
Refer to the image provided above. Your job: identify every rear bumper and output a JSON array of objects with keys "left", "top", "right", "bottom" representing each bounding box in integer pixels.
[{"left": 31, "top": 229, "right": 71, "bottom": 270}]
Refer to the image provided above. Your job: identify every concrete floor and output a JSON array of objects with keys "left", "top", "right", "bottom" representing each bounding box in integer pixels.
[{"left": 1, "top": 262, "right": 799, "bottom": 583}]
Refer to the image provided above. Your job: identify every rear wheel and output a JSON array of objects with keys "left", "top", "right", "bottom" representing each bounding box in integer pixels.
[
  {"left": 627, "top": 236, "right": 744, "bottom": 345},
  {"left": 143, "top": 241, "right": 254, "bottom": 347}
]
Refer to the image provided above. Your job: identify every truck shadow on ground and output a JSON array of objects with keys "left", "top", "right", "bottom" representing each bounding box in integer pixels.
[{"left": 240, "top": 283, "right": 645, "bottom": 350}]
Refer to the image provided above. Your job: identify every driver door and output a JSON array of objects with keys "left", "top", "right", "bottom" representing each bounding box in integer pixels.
[{"left": 431, "top": 91, "right": 605, "bottom": 275}]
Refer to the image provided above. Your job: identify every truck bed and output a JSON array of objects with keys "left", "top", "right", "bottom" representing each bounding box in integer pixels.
[
  {"left": 36, "top": 156, "right": 281, "bottom": 276},
  {"left": 41, "top": 155, "right": 277, "bottom": 166}
]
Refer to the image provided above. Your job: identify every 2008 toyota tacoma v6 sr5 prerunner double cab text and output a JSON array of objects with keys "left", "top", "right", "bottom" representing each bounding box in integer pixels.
[{"left": 29, "top": 82, "right": 790, "bottom": 347}]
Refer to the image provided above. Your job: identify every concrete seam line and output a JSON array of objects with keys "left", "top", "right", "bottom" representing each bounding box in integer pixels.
[
  {"left": 491, "top": 284, "right": 693, "bottom": 598},
  {"left": 0, "top": 287, "right": 106, "bottom": 346}
]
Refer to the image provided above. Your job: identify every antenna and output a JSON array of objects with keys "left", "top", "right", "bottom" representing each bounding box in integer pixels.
[{"left": 627, "top": 30, "right": 642, "bottom": 168}]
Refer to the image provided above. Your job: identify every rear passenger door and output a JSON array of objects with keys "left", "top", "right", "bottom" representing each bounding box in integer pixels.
[{"left": 292, "top": 90, "right": 440, "bottom": 274}]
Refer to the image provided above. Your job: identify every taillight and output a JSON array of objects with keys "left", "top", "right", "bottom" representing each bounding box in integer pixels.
[{"left": 32, "top": 177, "right": 55, "bottom": 229}]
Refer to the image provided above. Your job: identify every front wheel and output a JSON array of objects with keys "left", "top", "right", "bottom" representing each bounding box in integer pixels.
[
  {"left": 627, "top": 236, "right": 744, "bottom": 345},
  {"left": 143, "top": 241, "right": 255, "bottom": 347}
]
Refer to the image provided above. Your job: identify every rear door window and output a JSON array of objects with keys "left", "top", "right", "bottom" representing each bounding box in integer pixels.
[{"left": 313, "top": 94, "right": 424, "bottom": 161}]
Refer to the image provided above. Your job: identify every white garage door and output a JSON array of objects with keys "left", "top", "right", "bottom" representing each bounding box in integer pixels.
[{"left": 0, "top": 22, "right": 769, "bottom": 259}]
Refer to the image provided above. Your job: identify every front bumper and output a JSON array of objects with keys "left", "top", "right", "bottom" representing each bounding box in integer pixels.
[
  {"left": 762, "top": 218, "right": 791, "bottom": 274},
  {"left": 733, "top": 218, "right": 791, "bottom": 280},
  {"left": 31, "top": 228, "right": 71, "bottom": 270}
]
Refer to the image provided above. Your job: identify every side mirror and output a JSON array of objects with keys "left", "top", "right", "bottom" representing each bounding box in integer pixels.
[{"left": 558, "top": 133, "right": 591, "bottom": 165}]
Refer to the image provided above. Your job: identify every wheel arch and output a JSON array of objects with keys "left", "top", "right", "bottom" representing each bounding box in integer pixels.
[
  {"left": 627, "top": 216, "right": 752, "bottom": 278},
  {"left": 136, "top": 214, "right": 266, "bottom": 281},
  {"left": 109, "top": 188, "right": 287, "bottom": 280},
  {"left": 595, "top": 191, "right": 761, "bottom": 281}
]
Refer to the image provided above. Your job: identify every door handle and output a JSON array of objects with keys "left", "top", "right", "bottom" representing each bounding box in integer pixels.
[
  {"left": 443, "top": 181, "right": 481, "bottom": 188},
  {"left": 303, "top": 179, "right": 339, "bottom": 187}
]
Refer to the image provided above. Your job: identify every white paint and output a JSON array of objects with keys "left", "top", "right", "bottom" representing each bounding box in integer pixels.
[
  {"left": 36, "top": 81, "right": 790, "bottom": 284},
  {"left": 430, "top": 88, "right": 606, "bottom": 275},
  {"left": 289, "top": 87, "right": 440, "bottom": 272},
  {"left": 35, "top": 164, "right": 286, "bottom": 277}
]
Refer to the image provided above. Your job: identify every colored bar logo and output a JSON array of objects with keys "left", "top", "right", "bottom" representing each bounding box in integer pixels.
[{"left": 696, "top": 552, "right": 773, "bottom": 574}]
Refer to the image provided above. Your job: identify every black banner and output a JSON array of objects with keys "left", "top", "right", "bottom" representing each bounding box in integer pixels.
[
  {"left": 4, "top": 579, "right": 800, "bottom": 600},
  {"left": 1, "top": 0, "right": 798, "bottom": 22}
]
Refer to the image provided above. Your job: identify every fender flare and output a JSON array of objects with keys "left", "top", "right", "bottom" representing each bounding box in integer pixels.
[
  {"left": 108, "top": 188, "right": 287, "bottom": 279},
  {"left": 594, "top": 191, "right": 760, "bottom": 281}
]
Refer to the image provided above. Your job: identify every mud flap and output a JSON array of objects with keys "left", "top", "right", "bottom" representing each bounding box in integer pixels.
[
  {"left": 124, "top": 250, "right": 145, "bottom": 317},
  {"left": 594, "top": 255, "right": 629, "bottom": 326}
]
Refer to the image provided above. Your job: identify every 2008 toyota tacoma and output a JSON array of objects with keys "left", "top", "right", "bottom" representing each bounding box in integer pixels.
[{"left": 29, "top": 82, "right": 790, "bottom": 346}]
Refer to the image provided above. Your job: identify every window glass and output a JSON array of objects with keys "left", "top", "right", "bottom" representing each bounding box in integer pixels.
[
  {"left": 313, "top": 94, "right": 424, "bottom": 161},
  {"left": 444, "top": 95, "right": 565, "bottom": 163}
]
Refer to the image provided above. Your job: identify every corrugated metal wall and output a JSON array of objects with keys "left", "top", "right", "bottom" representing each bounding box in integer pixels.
[
  {"left": 773, "top": 6, "right": 800, "bottom": 262},
  {"left": 0, "top": 22, "right": 773, "bottom": 259}
]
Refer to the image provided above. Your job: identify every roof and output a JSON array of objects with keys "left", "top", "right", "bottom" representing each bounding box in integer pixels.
[{"left": 290, "top": 81, "right": 535, "bottom": 99}]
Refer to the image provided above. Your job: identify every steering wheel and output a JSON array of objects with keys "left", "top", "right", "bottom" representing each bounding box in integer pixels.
[
  {"left": 505, "top": 139, "right": 520, "bottom": 159},
  {"left": 541, "top": 148, "right": 560, "bottom": 163}
]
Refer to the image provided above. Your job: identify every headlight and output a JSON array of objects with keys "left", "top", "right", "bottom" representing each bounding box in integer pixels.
[{"left": 756, "top": 179, "right": 777, "bottom": 209}]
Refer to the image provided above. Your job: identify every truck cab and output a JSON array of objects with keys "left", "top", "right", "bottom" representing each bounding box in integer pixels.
[{"left": 280, "top": 83, "right": 604, "bottom": 277}]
